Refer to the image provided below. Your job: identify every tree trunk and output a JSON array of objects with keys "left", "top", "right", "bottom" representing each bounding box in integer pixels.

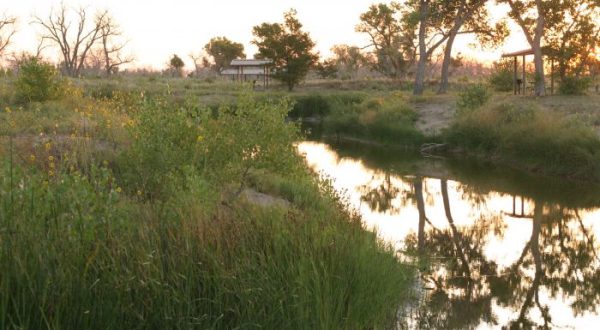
[
  {"left": 415, "top": 177, "right": 427, "bottom": 253},
  {"left": 438, "top": 30, "right": 458, "bottom": 94},
  {"left": 533, "top": 0, "right": 546, "bottom": 96},
  {"left": 413, "top": 0, "right": 428, "bottom": 95}
]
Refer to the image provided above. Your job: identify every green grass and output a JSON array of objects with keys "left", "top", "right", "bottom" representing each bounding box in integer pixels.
[
  {"left": 322, "top": 93, "right": 426, "bottom": 146},
  {"left": 0, "top": 77, "right": 415, "bottom": 329},
  {"left": 445, "top": 98, "right": 600, "bottom": 181}
]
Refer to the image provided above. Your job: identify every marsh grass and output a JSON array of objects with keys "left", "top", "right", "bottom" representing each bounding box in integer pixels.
[
  {"left": 323, "top": 93, "right": 425, "bottom": 146},
  {"left": 446, "top": 100, "right": 600, "bottom": 180},
  {"left": 0, "top": 82, "right": 414, "bottom": 329}
]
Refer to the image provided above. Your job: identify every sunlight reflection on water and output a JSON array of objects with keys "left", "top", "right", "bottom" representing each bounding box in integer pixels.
[{"left": 298, "top": 141, "right": 600, "bottom": 329}]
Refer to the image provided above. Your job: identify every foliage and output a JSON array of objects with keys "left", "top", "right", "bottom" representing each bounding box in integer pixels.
[
  {"left": 456, "top": 84, "right": 491, "bottom": 114},
  {"left": 315, "top": 59, "right": 338, "bottom": 79},
  {"left": 0, "top": 84, "right": 414, "bottom": 329},
  {"left": 117, "top": 98, "right": 201, "bottom": 200},
  {"left": 330, "top": 44, "right": 366, "bottom": 79},
  {"left": 288, "top": 92, "right": 366, "bottom": 118},
  {"left": 446, "top": 101, "right": 600, "bottom": 180},
  {"left": 355, "top": 2, "right": 415, "bottom": 79},
  {"left": 323, "top": 94, "right": 424, "bottom": 145},
  {"left": 15, "top": 57, "right": 63, "bottom": 103},
  {"left": 559, "top": 76, "right": 592, "bottom": 95},
  {"left": 544, "top": 1, "right": 600, "bottom": 79},
  {"left": 252, "top": 9, "right": 319, "bottom": 91},
  {"left": 204, "top": 36, "right": 245, "bottom": 73},
  {"left": 169, "top": 54, "right": 184, "bottom": 76},
  {"left": 488, "top": 59, "right": 514, "bottom": 92},
  {"left": 202, "top": 93, "right": 301, "bottom": 188}
]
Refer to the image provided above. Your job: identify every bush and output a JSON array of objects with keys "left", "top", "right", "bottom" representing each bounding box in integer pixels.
[
  {"left": 290, "top": 94, "right": 331, "bottom": 117},
  {"left": 488, "top": 59, "right": 514, "bottom": 92},
  {"left": 456, "top": 84, "right": 491, "bottom": 114},
  {"left": 15, "top": 57, "right": 63, "bottom": 103},
  {"left": 559, "top": 76, "right": 592, "bottom": 95}
]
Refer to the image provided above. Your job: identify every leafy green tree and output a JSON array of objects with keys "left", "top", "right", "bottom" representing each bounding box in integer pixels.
[
  {"left": 203, "top": 36, "right": 245, "bottom": 73},
  {"left": 355, "top": 3, "right": 416, "bottom": 79},
  {"left": 169, "top": 54, "right": 184, "bottom": 77},
  {"left": 15, "top": 57, "right": 63, "bottom": 103},
  {"left": 252, "top": 9, "right": 319, "bottom": 91}
]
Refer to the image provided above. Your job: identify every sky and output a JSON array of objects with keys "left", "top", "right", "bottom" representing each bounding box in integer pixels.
[{"left": 4, "top": 0, "right": 531, "bottom": 70}]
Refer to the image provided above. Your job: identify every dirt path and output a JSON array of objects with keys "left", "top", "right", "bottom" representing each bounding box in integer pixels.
[{"left": 413, "top": 101, "right": 455, "bottom": 136}]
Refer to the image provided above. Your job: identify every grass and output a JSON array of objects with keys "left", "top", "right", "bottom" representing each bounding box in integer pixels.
[
  {"left": 0, "top": 75, "right": 415, "bottom": 329},
  {"left": 445, "top": 96, "right": 600, "bottom": 181}
]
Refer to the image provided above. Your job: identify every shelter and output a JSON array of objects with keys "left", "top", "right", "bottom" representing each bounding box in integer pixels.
[
  {"left": 501, "top": 48, "right": 555, "bottom": 95},
  {"left": 221, "top": 59, "right": 273, "bottom": 88}
]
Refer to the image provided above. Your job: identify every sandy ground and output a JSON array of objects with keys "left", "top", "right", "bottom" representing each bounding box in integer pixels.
[{"left": 413, "top": 101, "right": 455, "bottom": 136}]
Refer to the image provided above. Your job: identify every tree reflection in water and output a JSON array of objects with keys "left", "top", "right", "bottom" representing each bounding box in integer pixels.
[{"left": 393, "top": 179, "right": 600, "bottom": 329}]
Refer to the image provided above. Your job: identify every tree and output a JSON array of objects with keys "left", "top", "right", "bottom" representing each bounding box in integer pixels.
[
  {"left": 252, "top": 9, "right": 319, "bottom": 91},
  {"left": 411, "top": 0, "right": 449, "bottom": 95},
  {"left": 97, "top": 14, "right": 133, "bottom": 75},
  {"left": 496, "top": 0, "right": 567, "bottom": 96},
  {"left": 355, "top": 3, "right": 416, "bottom": 79},
  {"left": 315, "top": 59, "right": 338, "bottom": 79},
  {"left": 544, "top": 2, "right": 600, "bottom": 80},
  {"left": 331, "top": 44, "right": 366, "bottom": 79},
  {"left": 33, "top": 5, "right": 109, "bottom": 77},
  {"left": 203, "top": 37, "right": 245, "bottom": 73},
  {"left": 407, "top": 0, "right": 507, "bottom": 94},
  {"left": 188, "top": 52, "right": 210, "bottom": 77},
  {"left": 0, "top": 14, "right": 17, "bottom": 57},
  {"left": 436, "top": 0, "right": 509, "bottom": 93},
  {"left": 169, "top": 54, "right": 184, "bottom": 77}
]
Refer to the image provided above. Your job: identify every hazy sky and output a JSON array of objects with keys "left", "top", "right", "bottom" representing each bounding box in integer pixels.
[{"left": 6, "top": 0, "right": 529, "bottom": 70}]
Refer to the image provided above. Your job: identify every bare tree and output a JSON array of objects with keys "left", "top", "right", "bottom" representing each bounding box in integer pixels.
[
  {"left": 188, "top": 52, "right": 209, "bottom": 77},
  {"left": 98, "top": 14, "right": 133, "bottom": 75},
  {"left": 33, "top": 5, "right": 108, "bottom": 77},
  {"left": 0, "top": 14, "right": 17, "bottom": 57}
]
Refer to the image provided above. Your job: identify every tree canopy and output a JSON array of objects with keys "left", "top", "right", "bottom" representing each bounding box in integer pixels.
[
  {"left": 252, "top": 9, "right": 319, "bottom": 91},
  {"left": 356, "top": 2, "right": 416, "bottom": 79},
  {"left": 204, "top": 36, "right": 245, "bottom": 73}
]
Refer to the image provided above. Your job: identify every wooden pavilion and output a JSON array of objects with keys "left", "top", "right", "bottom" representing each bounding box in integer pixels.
[
  {"left": 501, "top": 48, "right": 555, "bottom": 95},
  {"left": 220, "top": 59, "right": 273, "bottom": 88}
]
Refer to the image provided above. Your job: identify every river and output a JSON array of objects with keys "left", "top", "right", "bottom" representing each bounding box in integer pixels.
[{"left": 298, "top": 140, "right": 600, "bottom": 329}]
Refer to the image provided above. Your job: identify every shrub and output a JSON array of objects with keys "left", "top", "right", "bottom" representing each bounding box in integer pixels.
[
  {"left": 15, "top": 57, "right": 63, "bottom": 103},
  {"left": 488, "top": 59, "right": 514, "bottom": 92},
  {"left": 290, "top": 94, "right": 331, "bottom": 117},
  {"left": 559, "top": 76, "right": 592, "bottom": 95},
  {"left": 456, "top": 84, "right": 491, "bottom": 114}
]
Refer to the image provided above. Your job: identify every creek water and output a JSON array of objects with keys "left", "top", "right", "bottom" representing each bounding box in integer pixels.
[{"left": 297, "top": 140, "right": 600, "bottom": 329}]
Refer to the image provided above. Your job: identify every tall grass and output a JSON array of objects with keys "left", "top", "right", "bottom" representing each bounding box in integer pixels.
[
  {"left": 323, "top": 93, "right": 425, "bottom": 146},
  {"left": 445, "top": 100, "right": 600, "bottom": 180},
  {"left": 0, "top": 158, "right": 412, "bottom": 329}
]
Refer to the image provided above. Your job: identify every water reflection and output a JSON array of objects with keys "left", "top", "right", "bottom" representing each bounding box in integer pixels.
[{"left": 298, "top": 141, "right": 600, "bottom": 329}]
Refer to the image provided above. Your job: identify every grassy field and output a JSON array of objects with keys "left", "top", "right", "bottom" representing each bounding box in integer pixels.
[{"left": 0, "top": 76, "right": 415, "bottom": 329}]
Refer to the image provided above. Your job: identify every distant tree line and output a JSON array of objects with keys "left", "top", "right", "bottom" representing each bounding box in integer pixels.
[{"left": 0, "top": 1, "right": 599, "bottom": 94}]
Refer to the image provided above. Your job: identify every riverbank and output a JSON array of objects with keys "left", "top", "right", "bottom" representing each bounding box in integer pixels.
[
  {"left": 0, "top": 78, "right": 415, "bottom": 329},
  {"left": 293, "top": 88, "right": 600, "bottom": 183}
]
